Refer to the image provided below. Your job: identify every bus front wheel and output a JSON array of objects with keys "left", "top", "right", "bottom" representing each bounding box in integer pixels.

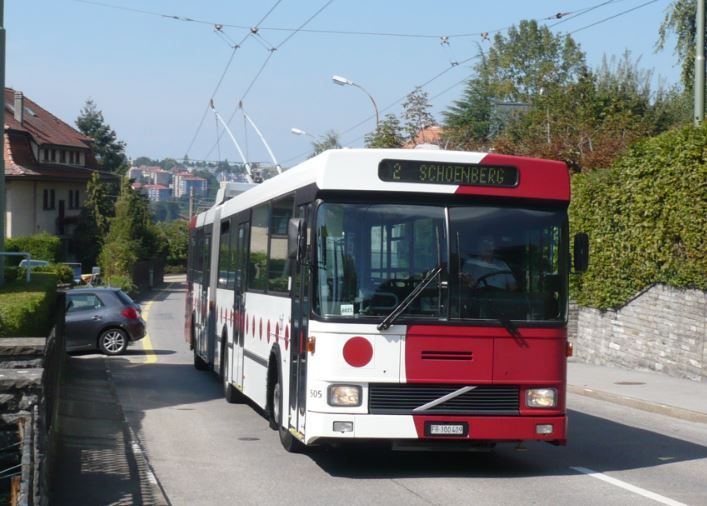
[{"left": 271, "top": 369, "right": 304, "bottom": 453}]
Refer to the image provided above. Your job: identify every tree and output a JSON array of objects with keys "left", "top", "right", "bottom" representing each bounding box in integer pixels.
[
  {"left": 133, "top": 156, "right": 155, "bottom": 167},
  {"left": 100, "top": 178, "right": 164, "bottom": 279},
  {"left": 402, "top": 88, "right": 436, "bottom": 143},
  {"left": 151, "top": 201, "right": 181, "bottom": 222},
  {"left": 76, "top": 99, "right": 128, "bottom": 173},
  {"left": 657, "top": 0, "right": 697, "bottom": 90},
  {"left": 493, "top": 52, "right": 687, "bottom": 170},
  {"left": 443, "top": 70, "right": 496, "bottom": 149},
  {"left": 157, "top": 220, "right": 189, "bottom": 268},
  {"left": 443, "top": 20, "right": 586, "bottom": 149},
  {"left": 311, "top": 130, "right": 341, "bottom": 157},
  {"left": 364, "top": 114, "right": 405, "bottom": 148},
  {"left": 72, "top": 172, "right": 114, "bottom": 270}
]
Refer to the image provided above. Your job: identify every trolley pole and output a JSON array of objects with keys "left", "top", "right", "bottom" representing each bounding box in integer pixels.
[
  {"left": 0, "top": 0, "right": 6, "bottom": 287},
  {"left": 695, "top": 0, "right": 705, "bottom": 125}
]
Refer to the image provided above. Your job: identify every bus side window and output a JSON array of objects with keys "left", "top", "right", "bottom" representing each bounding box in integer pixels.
[{"left": 268, "top": 194, "right": 295, "bottom": 293}]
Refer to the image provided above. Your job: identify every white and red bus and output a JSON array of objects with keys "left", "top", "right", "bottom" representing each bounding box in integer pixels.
[{"left": 185, "top": 148, "right": 588, "bottom": 452}]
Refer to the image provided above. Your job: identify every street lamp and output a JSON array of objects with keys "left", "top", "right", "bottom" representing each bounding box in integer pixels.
[
  {"left": 291, "top": 127, "right": 316, "bottom": 139},
  {"left": 331, "top": 74, "right": 380, "bottom": 127}
]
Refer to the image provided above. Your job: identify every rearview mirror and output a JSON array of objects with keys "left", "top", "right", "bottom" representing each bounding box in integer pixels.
[{"left": 573, "top": 233, "right": 589, "bottom": 273}]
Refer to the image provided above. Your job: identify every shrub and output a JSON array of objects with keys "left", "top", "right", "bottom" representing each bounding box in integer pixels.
[
  {"left": 99, "top": 240, "right": 138, "bottom": 279},
  {"left": 103, "top": 275, "right": 135, "bottom": 295},
  {"left": 0, "top": 273, "right": 59, "bottom": 337},
  {"left": 5, "top": 233, "right": 62, "bottom": 265},
  {"left": 29, "top": 264, "right": 75, "bottom": 284},
  {"left": 3, "top": 267, "right": 19, "bottom": 284},
  {"left": 570, "top": 123, "right": 707, "bottom": 309}
]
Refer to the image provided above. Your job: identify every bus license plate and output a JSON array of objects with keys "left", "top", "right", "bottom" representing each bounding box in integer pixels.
[{"left": 426, "top": 422, "right": 468, "bottom": 437}]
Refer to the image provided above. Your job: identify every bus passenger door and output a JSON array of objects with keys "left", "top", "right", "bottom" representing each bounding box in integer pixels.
[
  {"left": 289, "top": 204, "right": 311, "bottom": 435},
  {"left": 199, "top": 231, "right": 212, "bottom": 360},
  {"left": 233, "top": 221, "right": 249, "bottom": 389}
]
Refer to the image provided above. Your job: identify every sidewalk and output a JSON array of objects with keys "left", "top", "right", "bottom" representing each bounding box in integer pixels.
[
  {"left": 568, "top": 361, "right": 707, "bottom": 424},
  {"left": 51, "top": 355, "right": 168, "bottom": 505}
]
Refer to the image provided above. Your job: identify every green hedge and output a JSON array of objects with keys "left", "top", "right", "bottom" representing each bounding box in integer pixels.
[
  {"left": 570, "top": 123, "right": 707, "bottom": 309},
  {"left": 0, "top": 273, "right": 59, "bottom": 337},
  {"left": 4, "top": 232, "right": 62, "bottom": 265}
]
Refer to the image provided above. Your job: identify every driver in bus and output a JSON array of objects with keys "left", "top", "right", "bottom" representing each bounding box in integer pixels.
[{"left": 461, "top": 235, "right": 517, "bottom": 291}]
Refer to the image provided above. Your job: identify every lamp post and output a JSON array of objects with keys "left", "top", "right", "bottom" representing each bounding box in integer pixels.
[
  {"left": 332, "top": 74, "right": 379, "bottom": 127},
  {"left": 291, "top": 127, "right": 316, "bottom": 139}
]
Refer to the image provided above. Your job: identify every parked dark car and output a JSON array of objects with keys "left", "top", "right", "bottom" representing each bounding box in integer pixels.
[{"left": 65, "top": 288, "right": 146, "bottom": 355}]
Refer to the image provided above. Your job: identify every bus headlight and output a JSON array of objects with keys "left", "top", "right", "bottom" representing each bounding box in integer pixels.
[
  {"left": 526, "top": 388, "right": 557, "bottom": 408},
  {"left": 328, "top": 385, "right": 362, "bottom": 407}
]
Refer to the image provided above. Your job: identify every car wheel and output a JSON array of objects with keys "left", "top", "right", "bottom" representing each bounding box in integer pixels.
[
  {"left": 98, "top": 328, "right": 128, "bottom": 356},
  {"left": 272, "top": 371, "right": 304, "bottom": 453}
]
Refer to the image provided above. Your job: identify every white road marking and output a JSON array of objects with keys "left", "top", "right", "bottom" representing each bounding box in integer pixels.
[{"left": 570, "top": 466, "right": 687, "bottom": 506}]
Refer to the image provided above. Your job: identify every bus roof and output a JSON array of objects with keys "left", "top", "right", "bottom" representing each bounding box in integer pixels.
[{"left": 196, "top": 148, "right": 570, "bottom": 226}]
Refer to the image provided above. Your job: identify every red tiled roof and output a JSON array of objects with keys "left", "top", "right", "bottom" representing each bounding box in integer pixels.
[
  {"left": 3, "top": 88, "right": 109, "bottom": 181},
  {"left": 403, "top": 125, "right": 445, "bottom": 148},
  {"left": 144, "top": 184, "right": 169, "bottom": 190},
  {"left": 4, "top": 88, "right": 92, "bottom": 148}
]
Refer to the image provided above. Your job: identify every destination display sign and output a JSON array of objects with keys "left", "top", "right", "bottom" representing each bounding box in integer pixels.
[{"left": 378, "top": 159, "right": 519, "bottom": 188}]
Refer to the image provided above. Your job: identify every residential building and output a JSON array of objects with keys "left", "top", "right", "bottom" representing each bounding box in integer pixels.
[
  {"left": 174, "top": 172, "right": 206, "bottom": 198},
  {"left": 127, "top": 166, "right": 144, "bottom": 181},
  {"left": 3, "top": 88, "right": 116, "bottom": 249},
  {"left": 143, "top": 184, "right": 172, "bottom": 202}
]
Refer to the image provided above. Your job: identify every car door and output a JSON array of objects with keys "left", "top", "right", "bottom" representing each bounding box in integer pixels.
[{"left": 65, "top": 292, "right": 108, "bottom": 350}]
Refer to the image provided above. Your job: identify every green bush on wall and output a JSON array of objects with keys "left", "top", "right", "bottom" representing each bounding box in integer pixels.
[
  {"left": 0, "top": 273, "right": 59, "bottom": 337},
  {"left": 570, "top": 123, "right": 707, "bottom": 309},
  {"left": 5, "top": 232, "right": 62, "bottom": 265}
]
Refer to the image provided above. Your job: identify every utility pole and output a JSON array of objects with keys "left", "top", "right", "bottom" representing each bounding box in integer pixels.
[
  {"left": 695, "top": 0, "right": 705, "bottom": 125},
  {"left": 188, "top": 187, "right": 194, "bottom": 218},
  {"left": 0, "top": 0, "right": 6, "bottom": 287}
]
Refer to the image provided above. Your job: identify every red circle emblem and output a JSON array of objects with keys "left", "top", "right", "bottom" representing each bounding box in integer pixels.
[{"left": 343, "top": 336, "right": 373, "bottom": 368}]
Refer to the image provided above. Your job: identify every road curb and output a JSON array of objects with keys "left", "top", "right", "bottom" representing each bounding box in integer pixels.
[
  {"left": 568, "top": 384, "right": 707, "bottom": 425},
  {"left": 104, "top": 358, "right": 172, "bottom": 505}
]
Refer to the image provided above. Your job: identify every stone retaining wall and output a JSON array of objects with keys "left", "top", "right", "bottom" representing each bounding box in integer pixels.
[{"left": 569, "top": 284, "right": 707, "bottom": 382}]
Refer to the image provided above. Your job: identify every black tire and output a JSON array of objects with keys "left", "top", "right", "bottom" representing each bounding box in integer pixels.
[
  {"left": 271, "top": 370, "right": 304, "bottom": 453},
  {"left": 193, "top": 344, "right": 209, "bottom": 371},
  {"left": 192, "top": 318, "right": 209, "bottom": 370},
  {"left": 222, "top": 345, "right": 240, "bottom": 403},
  {"left": 98, "top": 328, "right": 128, "bottom": 356}
]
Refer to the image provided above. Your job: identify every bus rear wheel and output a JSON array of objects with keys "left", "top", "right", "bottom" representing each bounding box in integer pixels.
[
  {"left": 192, "top": 319, "right": 208, "bottom": 370},
  {"left": 222, "top": 346, "right": 240, "bottom": 403},
  {"left": 272, "top": 371, "right": 304, "bottom": 453}
]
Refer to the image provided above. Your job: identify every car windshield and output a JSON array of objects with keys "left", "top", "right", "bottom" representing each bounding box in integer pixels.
[{"left": 313, "top": 202, "right": 567, "bottom": 323}]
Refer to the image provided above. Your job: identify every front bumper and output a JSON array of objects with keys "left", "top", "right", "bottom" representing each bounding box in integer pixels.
[{"left": 304, "top": 412, "right": 567, "bottom": 445}]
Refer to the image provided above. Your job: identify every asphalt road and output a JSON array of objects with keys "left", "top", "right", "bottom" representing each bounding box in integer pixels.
[{"left": 108, "top": 279, "right": 707, "bottom": 506}]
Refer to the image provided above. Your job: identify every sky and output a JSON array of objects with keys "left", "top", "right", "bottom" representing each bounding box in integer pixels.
[{"left": 6, "top": 0, "right": 681, "bottom": 167}]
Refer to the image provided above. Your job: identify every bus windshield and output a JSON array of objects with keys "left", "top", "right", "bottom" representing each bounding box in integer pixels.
[{"left": 314, "top": 202, "right": 567, "bottom": 323}]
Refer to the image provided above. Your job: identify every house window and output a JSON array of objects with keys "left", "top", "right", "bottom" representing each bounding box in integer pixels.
[
  {"left": 60, "top": 151, "right": 66, "bottom": 163},
  {"left": 68, "top": 190, "right": 80, "bottom": 210},
  {"left": 43, "top": 189, "right": 56, "bottom": 210},
  {"left": 51, "top": 149, "right": 56, "bottom": 162}
]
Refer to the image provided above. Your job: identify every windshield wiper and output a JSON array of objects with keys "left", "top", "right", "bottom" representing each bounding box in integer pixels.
[
  {"left": 481, "top": 299, "right": 527, "bottom": 347},
  {"left": 377, "top": 266, "right": 442, "bottom": 331}
]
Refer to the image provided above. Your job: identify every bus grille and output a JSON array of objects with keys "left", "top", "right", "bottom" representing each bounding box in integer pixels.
[{"left": 368, "top": 384, "right": 519, "bottom": 415}]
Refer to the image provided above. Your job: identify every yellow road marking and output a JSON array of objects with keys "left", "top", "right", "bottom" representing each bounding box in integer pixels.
[{"left": 140, "top": 301, "right": 157, "bottom": 364}]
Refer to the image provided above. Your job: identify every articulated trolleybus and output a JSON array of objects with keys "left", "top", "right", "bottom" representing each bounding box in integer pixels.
[{"left": 186, "top": 148, "right": 588, "bottom": 452}]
